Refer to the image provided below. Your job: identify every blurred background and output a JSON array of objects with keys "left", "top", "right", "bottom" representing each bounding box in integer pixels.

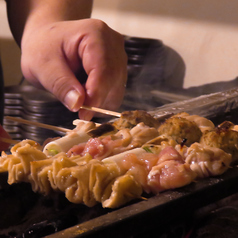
[{"left": 1, "top": 0, "right": 238, "bottom": 88}]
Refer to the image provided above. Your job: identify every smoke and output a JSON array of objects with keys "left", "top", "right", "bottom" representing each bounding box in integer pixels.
[{"left": 122, "top": 36, "right": 186, "bottom": 111}]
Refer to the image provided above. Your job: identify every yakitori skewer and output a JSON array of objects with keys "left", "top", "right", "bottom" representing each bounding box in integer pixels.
[
  {"left": 5, "top": 116, "right": 71, "bottom": 133},
  {"left": 5, "top": 105, "right": 121, "bottom": 137}
]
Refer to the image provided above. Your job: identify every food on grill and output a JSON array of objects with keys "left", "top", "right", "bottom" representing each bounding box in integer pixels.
[
  {"left": 87, "top": 123, "right": 117, "bottom": 137},
  {"left": 67, "top": 122, "right": 159, "bottom": 159},
  {"left": 0, "top": 139, "right": 143, "bottom": 208},
  {"left": 146, "top": 146, "right": 196, "bottom": 193},
  {"left": 44, "top": 110, "right": 161, "bottom": 157},
  {"left": 200, "top": 121, "right": 238, "bottom": 162},
  {"left": 157, "top": 116, "right": 203, "bottom": 146},
  {"left": 112, "top": 110, "right": 161, "bottom": 130},
  {"left": 43, "top": 120, "right": 96, "bottom": 156},
  {"left": 0, "top": 139, "right": 196, "bottom": 208},
  {"left": 0, "top": 111, "right": 237, "bottom": 209},
  {"left": 178, "top": 142, "right": 232, "bottom": 178},
  {"left": 173, "top": 112, "right": 215, "bottom": 133}
]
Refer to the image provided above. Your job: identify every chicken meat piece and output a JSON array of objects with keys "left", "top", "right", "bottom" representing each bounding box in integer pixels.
[
  {"left": 179, "top": 142, "right": 232, "bottom": 178},
  {"left": 67, "top": 122, "right": 159, "bottom": 160},
  {"left": 200, "top": 122, "right": 238, "bottom": 162},
  {"left": 147, "top": 146, "right": 196, "bottom": 193}
]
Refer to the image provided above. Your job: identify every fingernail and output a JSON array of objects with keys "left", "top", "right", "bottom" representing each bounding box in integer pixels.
[{"left": 64, "top": 89, "right": 81, "bottom": 111}]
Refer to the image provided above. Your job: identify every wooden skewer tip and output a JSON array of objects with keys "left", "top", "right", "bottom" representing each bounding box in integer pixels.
[{"left": 80, "top": 105, "right": 121, "bottom": 118}]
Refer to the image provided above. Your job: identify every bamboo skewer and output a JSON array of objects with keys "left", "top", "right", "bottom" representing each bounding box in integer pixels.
[
  {"left": 80, "top": 105, "right": 121, "bottom": 118},
  {"left": 0, "top": 137, "right": 20, "bottom": 145},
  {"left": 5, "top": 106, "right": 121, "bottom": 135},
  {"left": 5, "top": 116, "right": 71, "bottom": 133}
]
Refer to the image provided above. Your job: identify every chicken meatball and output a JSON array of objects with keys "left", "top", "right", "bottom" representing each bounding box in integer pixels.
[
  {"left": 158, "top": 116, "right": 202, "bottom": 146},
  {"left": 113, "top": 110, "right": 161, "bottom": 130},
  {"left": 200, "top": 123, "right": 238, "bottom": 162}
]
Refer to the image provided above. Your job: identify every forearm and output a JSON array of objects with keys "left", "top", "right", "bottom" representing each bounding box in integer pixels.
[{"left": 6, "top": 0, "right": 93, "bottom": 45}]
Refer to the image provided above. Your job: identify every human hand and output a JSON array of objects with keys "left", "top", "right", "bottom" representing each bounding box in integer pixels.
[{"left": 21, "top": 19, "right": 127, "bottom": 120}]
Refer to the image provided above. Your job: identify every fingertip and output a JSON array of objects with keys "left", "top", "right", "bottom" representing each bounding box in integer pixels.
[
  {"left": 78, "top": 110, "right": 94, "bottom": 121},
  {"left": 63, "top": 89, "right": 84, "bottom": 112}
]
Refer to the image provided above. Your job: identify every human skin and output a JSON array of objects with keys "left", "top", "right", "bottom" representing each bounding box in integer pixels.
[{"left": 6, "top": 0, "right": 128, "bottom": 120}]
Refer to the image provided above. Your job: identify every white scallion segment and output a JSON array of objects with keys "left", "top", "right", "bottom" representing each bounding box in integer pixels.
[
  {"left": 102, "top": 148, "right": 145, "bottom": 164},
  {"left": 43, "top": 131, "right": 91, "bottom": 156},
  {"left": 73, "top": 119, "right": 101, "bottom": 127},
  {"left": 43, "top": 120, "right": 96, "bottom": 156}
]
